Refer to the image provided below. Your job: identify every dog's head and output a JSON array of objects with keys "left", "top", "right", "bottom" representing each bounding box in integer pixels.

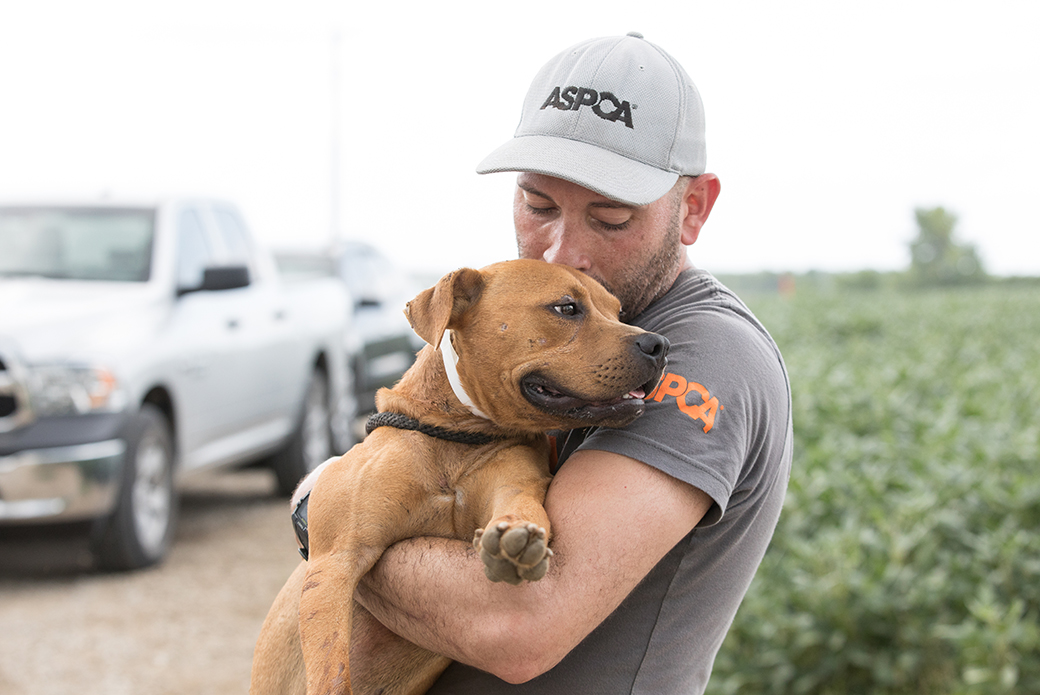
[{"left": 405, "top": 259, "right": 668, "bottom": 432}]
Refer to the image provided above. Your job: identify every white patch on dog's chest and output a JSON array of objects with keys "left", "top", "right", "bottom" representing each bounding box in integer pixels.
[{"left": 433, "top": 475, "right": 462, "bottom": 505}]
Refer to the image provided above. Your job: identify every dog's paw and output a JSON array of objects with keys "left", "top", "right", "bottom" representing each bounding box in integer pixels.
[{"left": 473, "top": 521, "right": 552, "bottom": 585}]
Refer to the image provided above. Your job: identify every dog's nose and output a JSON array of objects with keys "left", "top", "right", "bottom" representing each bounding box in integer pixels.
[{"left": 635, "top": 333, "right": 669, "bottom": 365}]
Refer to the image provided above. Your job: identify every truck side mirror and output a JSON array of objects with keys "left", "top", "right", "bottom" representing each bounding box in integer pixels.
[
  {"left": 202, "top": 265, "right": 250, "bottom": 291},
  {"left": 356, "top": 296, "right": 382, "bottom": 309},
  {"left": 178, "top": 265, "right": 251, "bottom": 296}
]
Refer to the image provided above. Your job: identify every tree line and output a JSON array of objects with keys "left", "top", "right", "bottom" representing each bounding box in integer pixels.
[{"left": 719, "top": 206, "right": 1038, "bottom": 294}]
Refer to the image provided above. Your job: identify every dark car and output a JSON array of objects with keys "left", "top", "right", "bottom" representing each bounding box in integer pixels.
[{"left": 274, "top": 241, "right": 423, "bottom": 419}]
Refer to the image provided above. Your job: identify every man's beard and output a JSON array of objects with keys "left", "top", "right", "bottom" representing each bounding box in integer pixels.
[{"left": 596, "top": 206, "right": 684, "bottom": 322}]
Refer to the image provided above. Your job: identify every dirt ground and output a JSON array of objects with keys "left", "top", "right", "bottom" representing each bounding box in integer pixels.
[{"left": 0, "top": 468, "right": 303, "bottom": 695}]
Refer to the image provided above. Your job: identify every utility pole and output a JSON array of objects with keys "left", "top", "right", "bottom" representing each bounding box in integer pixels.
[{"left": 329, "top": 30, "right": 342, "bottom": 247}]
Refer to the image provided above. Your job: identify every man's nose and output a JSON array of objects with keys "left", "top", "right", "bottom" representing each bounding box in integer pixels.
[{"left": 541, "top": 222, "right": 591, "bottom": 271}]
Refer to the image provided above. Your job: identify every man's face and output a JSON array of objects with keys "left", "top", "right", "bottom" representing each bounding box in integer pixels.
[{"left": 514, "top": 173, "right": 686, "bottom": 320}]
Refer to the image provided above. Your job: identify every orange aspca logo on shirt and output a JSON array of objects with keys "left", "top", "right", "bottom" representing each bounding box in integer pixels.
[{"left": 648, "top": 372, "right": 724, "bottom": 433}]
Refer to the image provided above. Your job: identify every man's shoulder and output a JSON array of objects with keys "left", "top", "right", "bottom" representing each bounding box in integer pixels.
[
  {"left": 639, "top": 269, "right": 780, "bottom": 361},
  {"left": 639, "top": 269, "right": 746, "bottom": 323}
]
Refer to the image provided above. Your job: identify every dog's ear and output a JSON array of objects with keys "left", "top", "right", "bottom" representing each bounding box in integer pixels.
[{"left": 405, "top": 267, "right": 485, "bottom": 347}]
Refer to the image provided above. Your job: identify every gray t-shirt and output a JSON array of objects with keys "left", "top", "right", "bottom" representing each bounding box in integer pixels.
[{"left": 428, "top": 268, "right": 792, "bottom": 694}]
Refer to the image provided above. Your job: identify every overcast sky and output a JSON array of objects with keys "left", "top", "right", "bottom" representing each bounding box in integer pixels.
[{"left": 2, "top": 1, "right": 1037, "bottom": 278}]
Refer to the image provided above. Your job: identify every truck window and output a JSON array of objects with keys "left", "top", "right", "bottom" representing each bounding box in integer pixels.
[
  {"left": 211, "top": 207, "right": 254, "bottom": 269},
  {"left": 176, "top": 208, "right": 215, "bottom": 289},
  {"left": 0, "top": 207, "right": 154, "bottom": 282}
]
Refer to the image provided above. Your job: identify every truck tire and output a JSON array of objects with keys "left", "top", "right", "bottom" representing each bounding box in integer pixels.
[
  {"left": 271, "top": 367, "right": 333, "bottom": 496},
  {"left": 93, "top": 404, "right": 177, "bottom": 571}
]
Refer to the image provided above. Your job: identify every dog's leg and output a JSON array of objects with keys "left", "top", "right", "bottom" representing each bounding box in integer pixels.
[
  {"left": 298, "top": 541, "right": 385, "bottom": 695},
  {"left": 298, "top": 446, "right": 459, "bottom": 695},
  {"left": 349, "top": 602, "right": 451, "bottom": 695},
  {"left": 466, "top": 448, "right": 554, "bottom": 585},
  {"left": 299, "top": 542, "right": 454, "bottom": 695},
  {"left": 252, "top": 559, "right": 449, "bottom": 695}
]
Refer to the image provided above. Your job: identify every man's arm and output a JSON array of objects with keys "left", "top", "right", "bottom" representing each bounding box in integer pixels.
[{"left": 355, "top": 448, "right": 713, "bottom": 684}]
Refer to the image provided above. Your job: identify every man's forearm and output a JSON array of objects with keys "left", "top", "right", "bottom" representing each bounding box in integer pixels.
[
  {"left": 354, "top": 450, "right": 713, "bottom": 684},
  {"left": 356, "top": 537, "right": 480, "bottom": 658},
  {"left": 356, "top": 535, "right": 556, "bottom": 683}
]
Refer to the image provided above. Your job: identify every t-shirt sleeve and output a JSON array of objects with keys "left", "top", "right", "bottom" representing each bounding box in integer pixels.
[{"left": 575, "top": 303, "right": 787, "bottom": 527}]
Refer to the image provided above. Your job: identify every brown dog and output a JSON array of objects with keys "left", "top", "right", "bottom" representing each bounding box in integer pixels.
[{"left": 250, "top": 259, "right": 668, "bottom": 695}]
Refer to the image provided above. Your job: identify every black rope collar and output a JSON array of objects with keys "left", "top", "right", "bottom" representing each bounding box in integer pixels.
[
  {"left": 365, "top": 411, "right": 503, "bottom": 446},
  {"left": 293, "top": 412, "right": 502, "bottom": 561}
]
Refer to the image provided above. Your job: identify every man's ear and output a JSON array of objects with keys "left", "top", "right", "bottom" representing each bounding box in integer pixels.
[
  {"left": 679, "top": 174, "right": 721, "bottom": 246},
  {"left": 404, "top": 267, "right": 485, "bottom": 347}
]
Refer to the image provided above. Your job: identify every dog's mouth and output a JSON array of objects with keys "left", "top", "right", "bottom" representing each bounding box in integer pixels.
[{"left": 520, "top": 373, "right": 656, "bottom": 425}]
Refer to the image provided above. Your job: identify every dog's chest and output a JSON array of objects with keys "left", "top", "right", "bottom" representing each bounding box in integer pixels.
[{"left": 433, "top": 472, "right": 466, "bottom": 506}]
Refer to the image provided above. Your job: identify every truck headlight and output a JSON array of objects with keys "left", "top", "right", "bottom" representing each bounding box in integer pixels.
[{"left": 26, "top": 365, "right": 128, "bottom": 416}]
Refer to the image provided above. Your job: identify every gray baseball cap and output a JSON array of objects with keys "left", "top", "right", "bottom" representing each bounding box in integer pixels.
[{"left": 476, "top": 32, "right": 706, "bottom": 206}]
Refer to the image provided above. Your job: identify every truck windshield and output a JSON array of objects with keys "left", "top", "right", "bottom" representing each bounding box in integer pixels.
[{"left": 0, "top": 207, "right": 155, "bottom": 282}]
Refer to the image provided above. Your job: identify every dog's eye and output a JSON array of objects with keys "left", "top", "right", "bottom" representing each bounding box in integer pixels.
[{"left": 553, "top": 302, "right": 580, "bottom": 317}]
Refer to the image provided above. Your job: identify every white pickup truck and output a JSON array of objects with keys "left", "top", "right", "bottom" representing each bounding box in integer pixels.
[{"left": 0, "top": 198, "right": 355, "bottom": 570}]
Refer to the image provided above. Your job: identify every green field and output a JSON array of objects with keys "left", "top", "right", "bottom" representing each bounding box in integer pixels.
[{"left": 706, "top": 285, "right": 1040, "bottom": 695}]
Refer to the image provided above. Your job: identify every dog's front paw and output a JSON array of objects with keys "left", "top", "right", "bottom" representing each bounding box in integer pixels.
[{"left": 473, "top": 521, "right": 552, "bottom": 585}]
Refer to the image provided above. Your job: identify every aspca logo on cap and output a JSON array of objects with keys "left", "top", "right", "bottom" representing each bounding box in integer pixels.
[{"left": 540, "top": 86, "right": 634, "bottom": 129}]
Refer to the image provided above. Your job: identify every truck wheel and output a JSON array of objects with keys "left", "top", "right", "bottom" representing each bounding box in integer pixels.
[
  {"left": 94, "top": 404, "right": 177, "bottom": 571},
  {"left": 271, "top": 367, "right": 333, "bottom": 496}
]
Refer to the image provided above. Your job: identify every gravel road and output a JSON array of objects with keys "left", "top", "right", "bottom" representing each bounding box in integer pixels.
[{"left": 0, "top": 468, "right": 303, "bottom": 695}]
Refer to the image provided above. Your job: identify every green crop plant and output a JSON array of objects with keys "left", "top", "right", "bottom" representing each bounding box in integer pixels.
[{"left": 707, "top": 285, "right": 1040, "bottom": 695}]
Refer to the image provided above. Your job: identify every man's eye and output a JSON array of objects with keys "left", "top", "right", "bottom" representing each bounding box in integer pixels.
[
  {"left": 553, "top": 302, "right": 579, "bottom": 317},
  {"left": 595, "top": 219, "right": 631, "bottom": 232}
]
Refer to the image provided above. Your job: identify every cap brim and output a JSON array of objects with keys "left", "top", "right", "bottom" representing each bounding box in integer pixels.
[{"left": 476, "top": 135, "right": 680, "bottom": 206}]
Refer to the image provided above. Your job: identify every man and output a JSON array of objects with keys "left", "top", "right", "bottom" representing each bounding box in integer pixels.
[{"left": 356, "top": 32, "right": 792, "bottom": 693}]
